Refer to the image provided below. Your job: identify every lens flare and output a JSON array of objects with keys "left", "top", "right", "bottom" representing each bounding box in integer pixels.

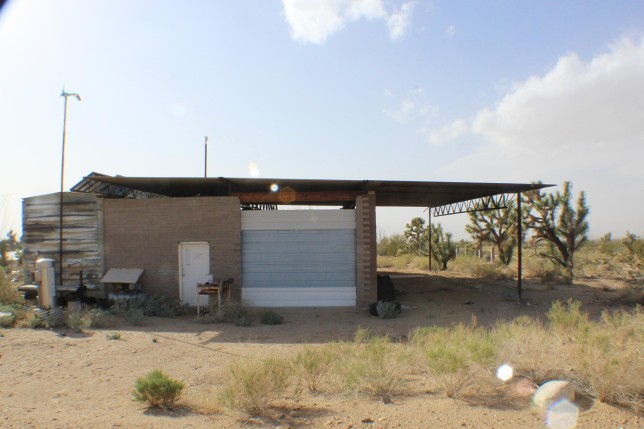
[
  {"left": 278, "top": 186, "right": 296, "bottom": 204},
  {"left": 546, "top": 399, "right": 579, "bottom": 429},
  {"left": 248, "top": 162, "right": 259, "bottom": 177},
  {"left": 496, "top": 364, "right": 513, "bottom": 381},
  {"left": 270, "top": 184, "right": 279, "bottom": 192}
]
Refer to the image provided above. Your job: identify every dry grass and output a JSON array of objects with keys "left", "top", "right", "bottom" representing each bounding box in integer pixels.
[
  {"left": 574, "top": 307, "right": 643, "bottom": 412},
  {"left": 292, "top": 344, "right": 337, "bottom": 392},
  {"left": 220, "top": 356, "right": 293, "bottom": 417},
  {"left": 411, "top": 321, "right": 498, "bottom": 398},
  {"left": 336, "top": 334, "right": 412, "bottom": 397},
  {"left": 494, "top": 316, "right": 560, "bottom": 384}
]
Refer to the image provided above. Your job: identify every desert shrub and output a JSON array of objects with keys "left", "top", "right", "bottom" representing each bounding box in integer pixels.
[
  {"left": 0, "top": 269, "right": 20, "bottom": 306},
  {"left": 133, "top": 369, "right": 184, "bottom": 409},
  {"left": 195, "top": 301, "right": 247, "bottom": 324},
  {"left": 411, "top": 322, "right": 497, "bottom": 398},
  {"left": 494, "top": 316, "right": 559, "bottom": 384},
  {"left": 393, "top": 254, "right": 413, "bottom": 270},
  {"left": 377, "top": 256, "right": 395, "bottom": 269},
  {"left": 353, "top": 325, "right": 371, "bottom": 343},
  {"left": 235, "top": 314, "right": 252, "bottom": 327},
  {"left": 259, "top": 310, "right": 283, "bottom": 325},
  {"left": 0, "top": 310, "right": 15, "bottom": 327},
  {"left": 220, "top": 356, "right": 291, "bottom": 416},
  {"left": 124, "top": 308, "right": 145, "bottom": 325},
  {"left": 0, "top": 302, "right": 26, "bottom": 327},
  {"left": 546, "top": 298, "right": 589, "bottom": 335},
  {"left": 106, "top": 332, "right": 122, "bottom": 340},
  {"left": 448, "top": 255, "right": 512, "bottom": 279},
  {"left": 573, "top": 307, "right": 643, "bottom": 411},
  {"left": 338, "top": 334, "right": 411, "bottom": 397},
  {"left": 293, "top": 344, "right": 337, "bottom": 392},
  {"left": 410, "top": 255, "right": 429, "bottom": 271},
  {"left": 66, "top": 307, "right": 109, "bottom": 332},
  {"left": 110, "top": 295, "right": 185, "bottom": 319},
  {"left": 141, "top": 295, "right": 185, "bottom": 317}
]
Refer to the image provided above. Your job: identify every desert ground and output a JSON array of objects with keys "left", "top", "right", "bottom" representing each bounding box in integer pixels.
[{"left": 0, "top": 272, "right": 641, "bottom": 429}]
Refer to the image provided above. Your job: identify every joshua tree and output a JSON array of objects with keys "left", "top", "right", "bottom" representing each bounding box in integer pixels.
[
  {"left": 465, "top": 200, "right": 523, "bottom": 265},
  {"left": 524, "top": 182, "right": 589, "bottom": 279}
]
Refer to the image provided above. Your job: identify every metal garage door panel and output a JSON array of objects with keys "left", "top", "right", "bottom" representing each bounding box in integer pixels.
[
  {"left": 241, "top": 210, "right": 357, "bottom": 307},
  {"left": 242, "top": 230, "right": 355, "bottom": 289}
]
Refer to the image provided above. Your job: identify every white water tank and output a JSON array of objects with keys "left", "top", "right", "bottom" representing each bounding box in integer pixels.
[{"left": 36, "top": 259, "right": 56, "bottom": 309}]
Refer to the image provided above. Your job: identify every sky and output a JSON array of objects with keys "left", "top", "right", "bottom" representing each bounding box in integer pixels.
[{"left": 1, "top": 0, "right": 643, "bottom": 240}]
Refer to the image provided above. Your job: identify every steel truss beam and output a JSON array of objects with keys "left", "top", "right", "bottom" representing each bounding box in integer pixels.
[{"left": 432, "top": 193, "right": 515, "bottom": 217}]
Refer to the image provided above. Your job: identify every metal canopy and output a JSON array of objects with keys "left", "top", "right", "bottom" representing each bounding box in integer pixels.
[{"left": 72, "top": 173, "right": 551, "bottom": 208}]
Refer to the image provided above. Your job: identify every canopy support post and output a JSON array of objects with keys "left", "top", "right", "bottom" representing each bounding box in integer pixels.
[{"left": 517, "top": 192, "right": 523, "bottom": 300}]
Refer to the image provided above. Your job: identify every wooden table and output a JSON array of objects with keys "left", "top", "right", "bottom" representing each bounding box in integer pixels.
[{"left": 196, "top": 280, "right": 232, "bottom": 315}]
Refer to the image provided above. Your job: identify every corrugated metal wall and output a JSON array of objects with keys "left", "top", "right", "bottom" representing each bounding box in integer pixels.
[{"left": 22, "top": 192, "right": 104, "bottom": 290}]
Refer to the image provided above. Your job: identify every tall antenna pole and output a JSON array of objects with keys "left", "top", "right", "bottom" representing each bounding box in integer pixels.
[
  {"left": 204, "top": 136, "right": 208, "bottom": 178},
  {"left": 59, "top": 90, "right": 81, "bottom": 290}
]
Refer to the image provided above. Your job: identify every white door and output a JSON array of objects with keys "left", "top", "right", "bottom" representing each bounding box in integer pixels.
[{"left": 178, "top": 242, "right": 210, "bottom": 306}]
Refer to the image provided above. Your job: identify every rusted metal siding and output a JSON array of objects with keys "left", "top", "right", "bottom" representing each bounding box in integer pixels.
[{"left": 22, "top": 192, "right": 104, "bottom": 290}]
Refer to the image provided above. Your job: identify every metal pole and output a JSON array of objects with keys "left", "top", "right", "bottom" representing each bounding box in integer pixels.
[
  {"left": 204, "top": 136, "right": 208, "bottom": 178},
  {"left": 58, "top": 90, "right": 80, "bottom": 290},
  {"left": 517, "top": 192, "right": 522, "bottom": 300},
  {"left": 59, "top": 95, "right": 68, "bottom": 290},
  {"left": 428, "top": 208, "right": 432, "bottom": 271}
]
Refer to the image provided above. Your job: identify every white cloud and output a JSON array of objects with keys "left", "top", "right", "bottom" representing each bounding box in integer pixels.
[
  {"left": 388, "top": 2, "right": 414, "bottom": 40},
  {"left": 468, "top": 37, "right": 644, "bottom": 176},
  {"left": 435, "top": 37, "right": 644, "bottom": 237},
  {"left": 282, "top": 0, "right": 415, "bottom": 44},
  {"left": 428, "top": 119, "right": 468, "bottom": 145},
  {"left": 444, "top": 25, "right": 456, "bottom": 38},
  {"left": 382, "top": 86, "right": 438, "bottom": 123}
]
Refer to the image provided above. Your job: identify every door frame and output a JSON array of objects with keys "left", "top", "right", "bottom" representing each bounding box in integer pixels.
[{"left": 178, "top": 241, "right": 210, "bottom": 306}]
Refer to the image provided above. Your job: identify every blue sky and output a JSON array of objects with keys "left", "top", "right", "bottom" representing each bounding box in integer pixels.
[{"left": 1, "top": 0, "right": 643, "bottom": 240}]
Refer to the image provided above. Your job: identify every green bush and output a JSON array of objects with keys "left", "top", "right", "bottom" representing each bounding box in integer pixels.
[
  {"left": 0, "top": 269, "right": 20, "bottom": 306},
  {"left": 220, "top": 356, "right": 291, "bottom": 416},
  {"left": 133, "top": 369, "right": 184, "bottom": 409},
  {"left": 259, "top": 310, "right": 283, "bottom": 325}
]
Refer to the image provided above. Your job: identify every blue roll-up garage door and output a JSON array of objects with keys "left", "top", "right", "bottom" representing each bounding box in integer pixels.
[{"left": 241, "top": 210, "right": 356, "bottom": 307}]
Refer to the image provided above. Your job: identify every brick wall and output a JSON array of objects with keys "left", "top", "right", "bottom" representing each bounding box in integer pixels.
[
  {"left": 355, "top": 191, "right": 377, "bottom": 307},
  {"left": 103, "top": 197, "right": 241, "bottom": 301}
]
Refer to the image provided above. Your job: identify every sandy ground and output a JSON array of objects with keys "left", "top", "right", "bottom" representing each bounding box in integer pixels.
[{"left": 0, "top": 272, "right": 641, "bottom": 429}]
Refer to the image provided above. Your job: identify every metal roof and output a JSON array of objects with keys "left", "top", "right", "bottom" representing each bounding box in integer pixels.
[{"left": 72, "top": 173, "right": 552, "bottom": 208}]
